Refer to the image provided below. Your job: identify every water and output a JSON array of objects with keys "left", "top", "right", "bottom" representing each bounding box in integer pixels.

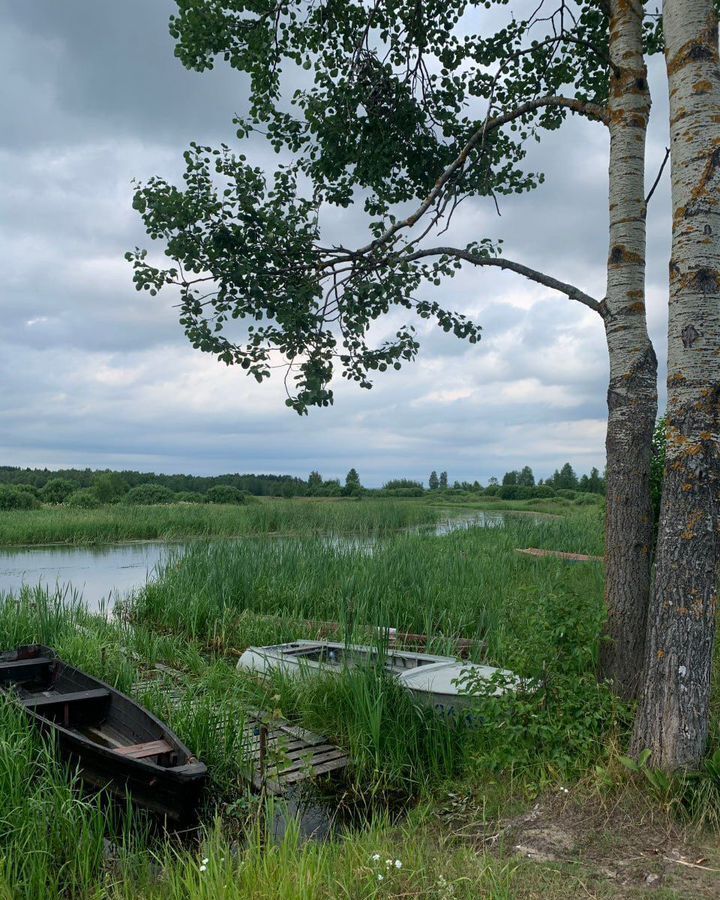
[
  {"left": 0, "top": 511, "right": 509, "bottom": 613},
  {"left": 0, "top": 542, "right": 176, "bottom": 613}
]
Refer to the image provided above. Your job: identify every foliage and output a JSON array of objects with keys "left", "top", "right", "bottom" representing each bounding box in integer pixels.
[
  {"left": 650, "top": 416, "right": 666, "bottom": 523},
  {"left": 382, "top": 479, "right": 423, "bottom": 491},
  {"left": 93, "top": 471, "right": 129, "bottom": 502},
  {"left": 0, "top": 485, "right": 41, "bottom": 511},
  {"left": 66, "top": 488, "right": 101, "bottom": 509},
  {"left": 128, "top": 1, "right": 616, "bottom": 411},
  {"left": 40, "top": 478, "right": 77, "bottom": 504},
  {"left": 459, "top": 584, "right": 626, "bottom": 783},
  {"left": 124, "top": 483, "right": 176, "bottom": 505},
  {"left": 619, "top": 745, "right": 720, "bottom": 828},
  {"left": 428, "top": 471, "right": 439, "bottom": 491},
  {"left": 206, "top": 484, "right": 250, "bottom": 504},
  {"left": 0, "top": 464, "right": 308, "bottom": 497}
]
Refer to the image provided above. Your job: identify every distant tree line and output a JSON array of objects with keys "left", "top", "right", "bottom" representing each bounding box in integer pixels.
[{"left": 0, "top": 460, "right": 608, "bottom": 509}]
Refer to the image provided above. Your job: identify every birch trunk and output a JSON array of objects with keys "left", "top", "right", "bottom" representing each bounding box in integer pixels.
[
  {"left": 599, "top": 0, "right": 658, "bottom": 700},
  {"left": 631, "top": 0, "right": 720, "bottom": 768}
]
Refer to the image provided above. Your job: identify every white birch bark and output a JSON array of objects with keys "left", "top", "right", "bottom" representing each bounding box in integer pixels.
[
  {"left": 600, "top": 0, "right": 658, "bottom": 699},
  {"left": 631, "top": 0, "right": 720, "bottom": 767}
]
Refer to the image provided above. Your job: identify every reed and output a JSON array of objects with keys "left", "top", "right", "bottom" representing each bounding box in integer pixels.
[
  {"left": 0, "top": 499, "right": 442, "bottom": 546},
  {"left": 134, "top": 510, "right": 605, "bottom": 665}
]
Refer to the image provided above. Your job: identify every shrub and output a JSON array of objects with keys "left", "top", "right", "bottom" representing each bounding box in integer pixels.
[
  {"left": 14, "top": 484, "right": 40, "bottom": 499},
  {"left": 498, "top": 485, "right": 533, "bottom": 500},
  {"left": 123, "top": 484, "right": 175, "bottom": 505},
  {"left": 40, "top": 479, "right": 77, "bottom": 504},
  {"left": 380, "top": 486, "right": 425, "bottom": 497},
  {"left": 66, "top": 489, "right": 101, "bottom": 509},
  {"left": 459, "top": 585, "right": 626, "bottom": 783},
  {"left": 555, "top": 489, "right": 578, "bottom": 500},
  {"left": 533, "top": 485, "right": 556, "bottom": 498},
  {"left": 92, "top": 472, "right": 129, "bottom": 503},
  {"left": 206, "top": 485, "right": 249, "bottom": 504},
  {"left": 574, "top": 493, "right": 601, "bottom": 506},
  {"left": 0, "top": 487, "right": 41, "bottom": 510}
]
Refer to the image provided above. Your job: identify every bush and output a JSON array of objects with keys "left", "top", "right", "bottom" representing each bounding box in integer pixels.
[
  {"left": 0, "top": 486, "right": 41, "bottom": 510},
  {"left": 574, "top": 493, "right": 602, "bottom": 506},
  {"left": 460, "top": 585, "right": 626, "bottom": 783},
  {"left": 483, "top": 484, "right": 500, "bottom": 496},
  {"left": 123, "top": 484, "right": 175, "bottom": 505},
  {"left": 66, "top": 489, "right": 101, "bottom": 509},
  {"left": 555, "top": 489, "right": 578, "bottom": 500},
  {"left": 533, "top": 485, "right": 556, "bottom": 498},
  {"left": 14, "top": 484, "right": 40, "bottom": 499},
  {"left": 206, "top": 485, "right": 250, "bottom": 504},
  {"left": 379, "top": 486, "right": 425, "bottom": 497},
  {"left": 498, "top": 485, "right": 533, "bottom": 500},
  {"left": 40, "top": 479, "right": 77, "bottom": 504},
  {"left": 92, "top": 472, "right": 128, "bottom": 503}
]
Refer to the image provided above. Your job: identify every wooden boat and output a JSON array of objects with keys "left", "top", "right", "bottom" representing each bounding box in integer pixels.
[
  {"left": 0, "top": 645, "right": 206, "bottom": 822},
  {"left": 237, "top": 640, "right": 519, "bottom": 715}
]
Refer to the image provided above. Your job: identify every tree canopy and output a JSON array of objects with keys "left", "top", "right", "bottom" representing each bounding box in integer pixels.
[{"left": 128, "top": 0, "right": 631, "bottom": 412}]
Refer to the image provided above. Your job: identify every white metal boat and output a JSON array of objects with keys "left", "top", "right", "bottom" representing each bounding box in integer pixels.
[{"left": 237, "top": 640, "right": 518, "bottom": 714}]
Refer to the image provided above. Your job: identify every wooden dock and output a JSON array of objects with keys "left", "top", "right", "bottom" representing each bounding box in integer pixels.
[
  {"left": 132, "top": 664, "right": 349, "bottom": 795},
  {"left": 516, "top": 547, "right": 603, "bottom": 563}
]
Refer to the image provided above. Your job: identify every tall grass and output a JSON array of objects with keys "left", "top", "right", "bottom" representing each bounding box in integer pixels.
[
  {"left": 0, "top": 499, "right": 442, "bottom": 546},
  {"left": 134, "top": 510, "right": 605, "bottom": 665}
]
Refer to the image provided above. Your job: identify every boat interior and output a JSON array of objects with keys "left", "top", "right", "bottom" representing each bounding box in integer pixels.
[
  {"left": 272, "top": 642, "right": 441, "bottom": 672},
  {"left": 0, "top": 648, "right": 181, "bottom": 766}
]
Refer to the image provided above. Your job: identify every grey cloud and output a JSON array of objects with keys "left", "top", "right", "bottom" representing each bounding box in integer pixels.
[{"left": 0, "top": 2, "right": 673, "bottom": 484}]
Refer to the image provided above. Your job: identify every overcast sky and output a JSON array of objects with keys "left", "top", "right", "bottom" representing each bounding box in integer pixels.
[{"left": 0, "top": 1, "right": 672, "bottom": 486}]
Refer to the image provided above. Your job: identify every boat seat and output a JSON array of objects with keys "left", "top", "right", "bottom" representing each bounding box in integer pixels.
[
  {"left": 22, "top": 688, "right": 110, "bottom": 709},
  {"left": 113, "top": 739, "right": 174, "bottom": 760},
  {"left": 0, "top": 657, "right": 54, "bottom": 683}
]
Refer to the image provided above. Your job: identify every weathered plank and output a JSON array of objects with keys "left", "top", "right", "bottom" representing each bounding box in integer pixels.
[{"left": 132, "top": 664, "right": 349, "bottom": 795}]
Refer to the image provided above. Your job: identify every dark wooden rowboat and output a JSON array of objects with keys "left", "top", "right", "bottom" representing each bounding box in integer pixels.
[{"left": 0, "top": 644, "right": 207, "bottom": 822}]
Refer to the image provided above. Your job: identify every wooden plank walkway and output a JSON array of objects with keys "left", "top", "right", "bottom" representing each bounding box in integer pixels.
[
  {"left": 132, "top": 664, "right": 349, "bottom": 795},
  {"left": 516, "top": 547, "right": 603, "bottom": 563}
]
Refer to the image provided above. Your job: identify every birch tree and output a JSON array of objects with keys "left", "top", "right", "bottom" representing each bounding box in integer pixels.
[
  {"left": 128, "top": 0, "right": 661, "bottom": 698},
  {"left": 631, "top": 0, "right": 720, "bottom": 768}
]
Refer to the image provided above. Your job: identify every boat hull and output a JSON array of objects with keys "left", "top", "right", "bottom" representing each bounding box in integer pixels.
[
  {"left": 0, "top": 645, "right": 207, "bottom": 823},
  {"left": 237, "top": 640, "right": 518, "bottom": 715}
]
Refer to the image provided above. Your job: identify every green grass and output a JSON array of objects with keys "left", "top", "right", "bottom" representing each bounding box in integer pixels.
[
  {"left": 0, "top": 498, "right": 442, "bottom": 546},
  {"left": 1, "top": 506, "right": 718, "bottom": 899},
  {"left": 134, "top": 509, "right": 605, "bottom": 664}
]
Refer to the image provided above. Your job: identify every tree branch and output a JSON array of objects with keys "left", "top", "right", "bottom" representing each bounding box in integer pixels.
[
  {"left": 404, "top": 245, "right": 604, "bottom": 315},
  {"left": 351, "top": 94, "right": 610, "bottom": 258},
  {"left": 645, "top": 146, "right": 670, "bottom": 206}
]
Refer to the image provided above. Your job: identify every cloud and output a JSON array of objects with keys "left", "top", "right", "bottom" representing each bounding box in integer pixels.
[{"left": 0, "top": 1, "right": 672, "bottom": 486}]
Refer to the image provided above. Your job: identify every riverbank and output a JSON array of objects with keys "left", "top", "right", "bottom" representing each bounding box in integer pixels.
[{"left": 0, "top": 505, "right": 717, "bottom": 898}]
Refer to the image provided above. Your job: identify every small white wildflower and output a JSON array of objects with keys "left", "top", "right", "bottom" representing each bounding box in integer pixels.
[
  {"left": 377, "top": 874, "right": 384, "bottom": 881},
  {"left": 385, "top": 859, "right": 392, "bottom": 867},
  {"left": 202, "top": 857, "right": 209, "bottom": 864},
  {"left": 199, "top": 865, "right": 207, "bottom": 873},
  {"left": 394, "top": 860, "right": 402, "bottom": 869},
  {"left": 371, "top": 853, "right": 381, "bottom": 862}
]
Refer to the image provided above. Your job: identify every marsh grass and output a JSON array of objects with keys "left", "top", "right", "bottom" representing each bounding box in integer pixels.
[
  {"left": 134, "top": 510, "right": 605, "bottom": 664},
  {"left": 0, "top": 501, "right": 719, "bottom": 898},
  {"left": 0, "top": 498, "right": 442, "bottom": 546}
]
